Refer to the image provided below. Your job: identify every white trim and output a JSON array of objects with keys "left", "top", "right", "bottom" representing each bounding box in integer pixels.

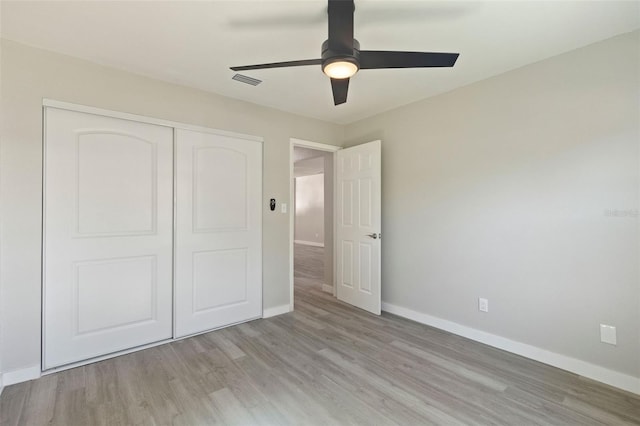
[
  {"left": 331, "top": 152, "right": 338, "bottom": 297},
  {"left": 172, "top": 128, "right": 178, "bottom": 339},
  {"left": 41, "top": 107, "right": 48, "bottom": 371},
  {"left": 2, "top": 365, "right": 41, "bottom": 386},
  {"left": 263, "top": 304, "right": 291, "bottom": 318},
  {"left": 294, "top": 239, "right": 324, "bottom": 247},
  {"left": 290, "top": 138, "right": 341, "bottom": 152},
  {"left": 289, "top": 143, "right": 295, "bottom": 311},
  {"left": 322, "top": 284, "right": 334, "bottom": 293},
  {"left": 382, "top": 302, "right": 640, "bottom": 395},
  {"left": 289, "top": 138, "right": 341, "bottom": 312},
  {"left": 42, "top": 99, "right": 263, "bottom": 143}
]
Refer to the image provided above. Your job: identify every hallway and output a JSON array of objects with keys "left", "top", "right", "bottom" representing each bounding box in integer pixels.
[{"left": 294, "top": 243, "right": 325, "bottom": 295}]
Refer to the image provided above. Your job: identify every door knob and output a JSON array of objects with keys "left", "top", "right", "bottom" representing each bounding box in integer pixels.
[{"left": 367, "top": 233, "right": 378, "bottom": 239}]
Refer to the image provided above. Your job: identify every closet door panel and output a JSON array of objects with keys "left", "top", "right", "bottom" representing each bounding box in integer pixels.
[
  {"left": 43, "top": 107, "right": 173, "bottom": 369},
  {"left": 175, "top": 129, "right": 262, "bottom": 337},
  {"left": 193, "top": 145, "right": 248, "bottom": 231}
]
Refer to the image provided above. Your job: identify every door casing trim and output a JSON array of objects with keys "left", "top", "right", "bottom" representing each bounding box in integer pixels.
[{"left": 289, "top": 138, "right": 341, "bottom": 311}]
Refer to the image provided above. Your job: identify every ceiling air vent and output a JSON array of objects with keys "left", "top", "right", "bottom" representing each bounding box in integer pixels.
[{"left": 232, "top": 74, "right": 262, "bottom": 86}]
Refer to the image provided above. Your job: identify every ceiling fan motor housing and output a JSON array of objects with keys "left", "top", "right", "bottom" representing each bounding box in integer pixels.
[
  {"left": 231, "top": 0, "right": 459, "bottom": 105},
  {"left": 321, "top": 39, "right": 360, "bottom": 72}
]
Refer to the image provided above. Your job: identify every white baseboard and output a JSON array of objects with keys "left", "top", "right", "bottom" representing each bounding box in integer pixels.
[
  {"left": 294, "top": 240, "right": 324, "bottom": 248},
  {"left": 263, "top": 304, "right": 291, "bottom": 318},
  {"left": 1, "top": 364, "right": 41, "bottom": 387},
  {"left": 382, "top": 302, "right": 640, "bottom": 395},
  {"left": 322, "top": 284, "right": 333, "bottom": 293}
]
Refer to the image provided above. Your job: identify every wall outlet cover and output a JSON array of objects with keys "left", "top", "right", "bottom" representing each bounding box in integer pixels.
[
  {"left": 478, "top": 298, "right": 489, "bottom": 313},
  {"left": 600, "top": 324, "right": 617, "bottom": 345}
]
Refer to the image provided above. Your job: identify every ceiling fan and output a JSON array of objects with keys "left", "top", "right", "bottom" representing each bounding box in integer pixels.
[{"left": 230, "top": 0, "right": 459, "bottom": 106}]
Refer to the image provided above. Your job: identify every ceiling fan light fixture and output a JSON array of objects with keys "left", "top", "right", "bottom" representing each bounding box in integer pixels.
[
  {"left": 230, "top": 1, "right": 459, "bottom": 106},
  {"left": 323, "top": 58, "right": 359, "bottom": 79}
]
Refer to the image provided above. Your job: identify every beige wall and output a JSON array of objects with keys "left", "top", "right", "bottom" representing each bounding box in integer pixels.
[
  {"left": 0, "top": 39, "right": 343, "bottom": 373},
  {"left": 344, "top": 31, "right": 640, "bottom": 377}
]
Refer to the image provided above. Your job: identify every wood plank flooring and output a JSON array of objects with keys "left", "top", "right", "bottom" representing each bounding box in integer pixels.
[
  {"left": 2, "top": 244, "right": 639, "bottom": 425},
  {"left": 294, "top": 243, "right": 325, "bottom": 283}
]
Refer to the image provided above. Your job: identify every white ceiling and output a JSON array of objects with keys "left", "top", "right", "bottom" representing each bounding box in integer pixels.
[{"left": 1, "top": 1, "right": 638, "bottom": 124}]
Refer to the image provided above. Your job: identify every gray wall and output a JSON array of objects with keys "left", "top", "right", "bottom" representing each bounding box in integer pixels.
[
  {"left": 0, "top": 39, "right": 343, "bottom": 374},
  {"left": 1, "top": 31, "right": 638, "bottom": 383},
  {"left": 344, "top": 31, "right": 640, "bottom": 377},
  {"left": 295, "top": 174, "right": 325, "bottom": 245}
]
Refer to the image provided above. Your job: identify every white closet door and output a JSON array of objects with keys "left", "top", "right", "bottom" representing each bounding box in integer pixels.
[
  {"left": 175, "top": 129, "right": 262, "bottom": 338},
  {"left": 43, "top": 108, "right": 174, "bottom": 369}
]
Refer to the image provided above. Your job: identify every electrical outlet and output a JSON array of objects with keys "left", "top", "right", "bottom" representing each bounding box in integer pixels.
[
  {"left": 478, "top": 298, "right": 489, "bottom": 313},
  {"left": 281, "top": 203, "right": 287, "bottom": 213},
  {"left": 600, "top": 324, "right": 617, "bottom": 345}
]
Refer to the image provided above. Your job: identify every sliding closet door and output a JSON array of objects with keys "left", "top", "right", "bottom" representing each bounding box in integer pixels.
[
  {"left": 43, "top": 107, "right": 173, "bottom": 369},
  {"left": 175, "top": 129, "right": 262, "bottom": 338}
]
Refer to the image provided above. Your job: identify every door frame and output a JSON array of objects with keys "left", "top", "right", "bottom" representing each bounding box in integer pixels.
[{"left": 289, "top": 138, "right": 341, "bottom": 311}]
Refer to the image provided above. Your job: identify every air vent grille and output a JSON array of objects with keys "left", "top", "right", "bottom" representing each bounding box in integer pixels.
[{"left": 232, "top": 74, "right": 262, "bottom": 86}]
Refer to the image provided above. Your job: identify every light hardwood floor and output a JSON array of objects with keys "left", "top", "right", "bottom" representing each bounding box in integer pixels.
[{"left": 1, "top": 244, "right": 639, "bottom": 425}]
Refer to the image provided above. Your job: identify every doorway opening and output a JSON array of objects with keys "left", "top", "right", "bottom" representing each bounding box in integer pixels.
[{"left": 289, "top": 139, "right": 341, "bottom": 311}]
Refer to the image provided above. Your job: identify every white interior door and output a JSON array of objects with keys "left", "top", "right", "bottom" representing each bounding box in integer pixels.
[
  {"left": 43, "top": 107, "right": 174, "bottom": 369},
  {"left": 174, "top": 129, "right": 262, "bottom": 338},
  {"left": 336, "top": 140, "right": 381, "bottom": 314}
]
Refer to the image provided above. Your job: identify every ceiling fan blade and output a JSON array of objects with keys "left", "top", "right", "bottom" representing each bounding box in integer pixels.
[
  {"left": 331, "top": 78, "right": 349, "bottom": 105},
  {"left": 328, "top": 0, "right": 354, "bottom": 54},
  {"left": 359, "top": 51, "right": 459, "bottom": 69},
  {"left": 231, "top": 59, "right": 322, "bottom": 71}
]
